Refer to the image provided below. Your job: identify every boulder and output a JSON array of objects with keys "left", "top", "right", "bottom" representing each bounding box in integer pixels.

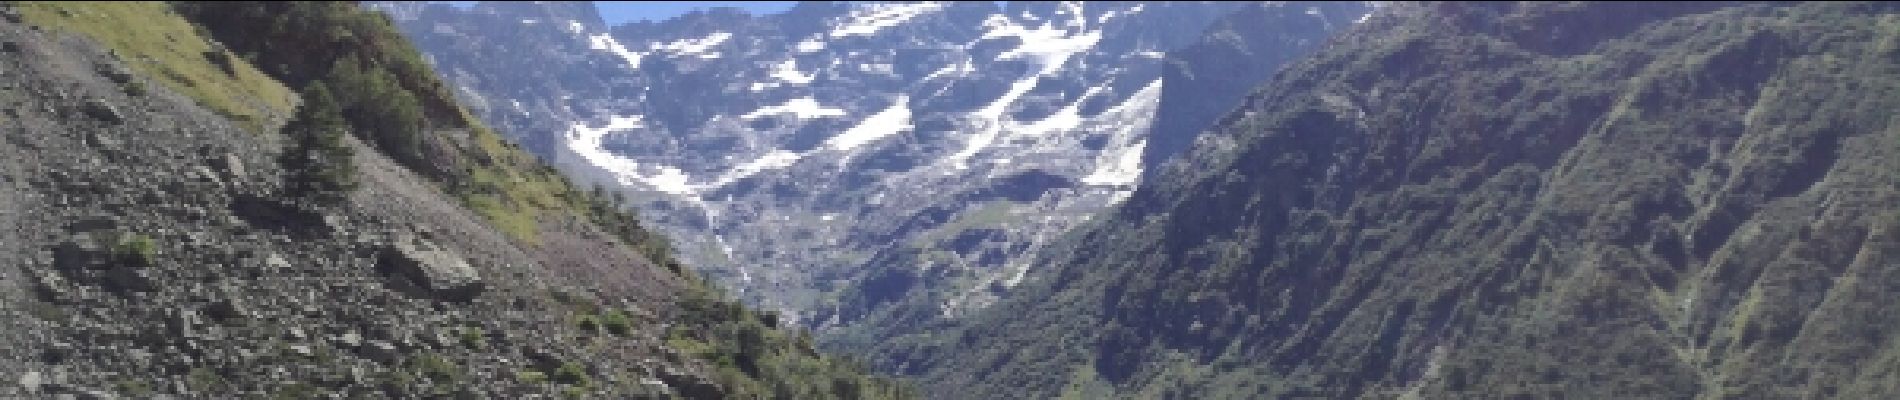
[
  {"left": 376, "top": 234, "right": 484, "bottom": 302},
  {"left": 81, "top": 98, "right": 123, "bottom": 124},
  {"left": 94, "top": 62, "right": 133, "bottom": 84}
]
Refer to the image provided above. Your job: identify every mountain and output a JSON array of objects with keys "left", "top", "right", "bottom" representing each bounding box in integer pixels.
[
  {"left": 1143, "top": 1, "right": 1369, "bottom": 171},
  {"left": 0, "top": 2, "right": 904, "bottom": 398},
  {"left": 366, "top": 1, "right": 1369, "bottom": 336},
  {"left": 860, "top": 1, "right": 1900, "bottom": 398}
]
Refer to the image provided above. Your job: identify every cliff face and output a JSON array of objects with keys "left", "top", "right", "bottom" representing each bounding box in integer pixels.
[
  {"left": 1142, "top": 1, "right": 1370, "bottom": 170},
  {"left": 873, "top": 2, "right": 1900, "bottom": 398},
  {"left": 0, "top": 2, "right": 904, "bottom": 398}
]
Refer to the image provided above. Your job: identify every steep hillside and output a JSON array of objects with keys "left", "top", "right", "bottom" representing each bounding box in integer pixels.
[
  {"left": 0, "top": 2, "right": 906, "bottom": 398},
  {"left": 873, "top": 2, "right": 1900, "bottom": 398}
]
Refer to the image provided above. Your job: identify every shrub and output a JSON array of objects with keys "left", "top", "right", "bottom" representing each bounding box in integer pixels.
[
  {"left": 517, "top": 370, "right": 548, "bottom": 385},
  {"left": 602, "top": 309, "right": 633, "bottom": 336},
  {"left": 112, "top": 233, "right": 157, "bottom": 268},
  {"left": 576, "top": 314, "right": 601, "bottom": 334},
  {"left": 457, "top": 326, "right": 485, "bottom": 349},
  {"left": 552, "top": 362, "right": 588, "bottom": 385}
]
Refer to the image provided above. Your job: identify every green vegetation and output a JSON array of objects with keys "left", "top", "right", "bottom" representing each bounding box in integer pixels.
[
  {"left": 850, "top": 2, "right": 1900, "bottom": 399},
  {"left": 14, "top": 2, "right": 293, "bottom": 133},
  {"left": 186, "top": 367, "right": 227, "bottom": 394},
  {"left": 408, "top": 353, "right": 461, "bottom": 383},
  {"left": 115, "top": 379, "right": 154, "bottom": 397},
  {"left": 516, "top": 369, "right": 548, "bottom": 385},
  {"left": 601, "top": 308, "right": 634, "bottom": 336},
  {"left": 111, "top": 232, "right": 157, "bottom": 268},
  {"left": 456, "top": 326, "right": 486, "bottom": 349},
  {"left": 277, "top": 82, "right": 358, "bottom": 204},
  {"left": 669, "top": 286, "right": 914, "bottom": 399},
  {"left": 551, "top": 362, "right": 588, "bottom": 386},
  {"left": 172, "top": 1, "right": 675, "bottom": 253},
  {"left": 574, "top": 314, "right": 601, "bottom": 334}
]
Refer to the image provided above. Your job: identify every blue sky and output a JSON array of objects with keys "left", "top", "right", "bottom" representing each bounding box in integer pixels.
[
  {"left": 596, "top": 1, "right": 798, "bottom": 24},
  {"left": 445, "top": 2, "right": 799, "bottom": 25}
]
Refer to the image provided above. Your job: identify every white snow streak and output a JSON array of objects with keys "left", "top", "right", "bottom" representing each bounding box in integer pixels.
[
  {"left": 795, "top": 38, "right": 827, "bottom": 53},
  {"left": 588, "top": 34, "right": 646, "bottom": 70},
  {"left": 740, "top": 97, "right": 847, "bottom": 120},
  {"left": 564, "top": 116, "right": 700, "bottom": 195},
  {"left": 652, "top": 32, "right": 733, "bottom": 59},
  {"left": 1080, "top": 79, "right": 1165, "bottom": 186},
  {"left": 981, "top": 7, "right": 1104, "bottom": 76},
  {"left": 823, "top": 96, "right": 912, "bottom": 152},
  {"left": 711, "top": 150, "right": 804, "bottom": 188},
  {"left": 829, "top": 3, "right": 946, "bottom": 38},
  {"left": 769, "top": 59, "right": 815, "bottom": 85}
]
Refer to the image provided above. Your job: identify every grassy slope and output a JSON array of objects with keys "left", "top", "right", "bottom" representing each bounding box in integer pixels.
[{"left": 16, "top": 1, "right": 293, "bottom": 133}]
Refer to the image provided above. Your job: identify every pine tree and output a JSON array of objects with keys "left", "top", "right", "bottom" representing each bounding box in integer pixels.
[{"left": 279, "top": 82, "right": 358, "bottom": 204}]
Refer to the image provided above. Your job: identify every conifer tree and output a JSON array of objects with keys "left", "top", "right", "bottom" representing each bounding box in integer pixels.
[{"left": 279, "top": 82, "right": 358, "bottom": 204}]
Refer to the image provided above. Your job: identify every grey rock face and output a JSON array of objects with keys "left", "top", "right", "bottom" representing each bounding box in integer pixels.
[
  {"left": 376, "top": 233, "right": 485, "bottom": 302},
  {"left": 80, "top": 98, "right": 121, "bottom": 123}
]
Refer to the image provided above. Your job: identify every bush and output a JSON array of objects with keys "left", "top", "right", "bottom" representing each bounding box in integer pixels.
[
  {"left": 602, "top": 309, "right": 633, "bottom": 336},
  {"left": 409, "top": 354, "right": 460, "bottom": 383},
  {"left": 552, "top": 362, "right": 588, "bottom": 385},
  {"left": 112, "top": 233, "right": 157, "bottom": 268},
  {"left": 457, "top": 326, "right": 485, "bottom": 349},
  {"left": 516, "top": 370, "right": 547, "bottom": 385},
  {"left": 575, "top": 314, "right": 601, "bottom": 334}
]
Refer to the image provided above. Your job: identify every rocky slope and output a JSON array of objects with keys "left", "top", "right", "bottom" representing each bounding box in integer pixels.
[
  {"left": 866, "top": 1, "right": 1900, "bottom": 398},
  {"left": 0, "top": 2, "right": 904, "bottom": 398},
  {"left": 367, "top": 1, "right": 1369, "bottom": 337}
]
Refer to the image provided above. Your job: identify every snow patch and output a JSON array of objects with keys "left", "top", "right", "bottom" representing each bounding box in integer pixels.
[
  {"left": 740, "top": 97, "right": 847, "bottom": 121},
  {"left": 981, "top": 16, "right": 1103, "bottom": 76},
  {"left": 824, "top": 96, "right": 912, "bottom": 153},
  {"left": 588, "top": 34, "right": 646, "bottom": 70},
  {"left": 859, "top": 63, "right": 895, "bottom": 75},
  {"left": 829, "top": 3, "right": 946, "bottom": 38},
  {"left": 563, "top": 115, "right": 701, "bottom": 195},
  {"left": 920, "top": 58, "right": 973, "bottom": 82},
  {"left": 974, "top": 74, "right": 1041, "bottom": 121},
  {"left": 1011, "top": 85, "right": 1102, "bottom": 138},
  {"left": 769, "top": 59, "right": 815, "bottom": 85},
  {"left": 711, "top": 150, "right": 804, "bottom": 189},
  {"left": 652, "top": 32, "right": 733, "bottom": 59},
  {"left": 1079, "top": 79, "right": 1165, "bottom": 187},
  {"left": 945, "top": 74, "right": 1040, "bottom": 169},
  {"left": 795, "top": 38, "right": 827, "bottom": 53},
  {"left": 1081, "top": 139, "right": 1146, "bottom": 186},
  {"left": 1099, "top": 4, "right": 1146, "bottom": 24}
]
